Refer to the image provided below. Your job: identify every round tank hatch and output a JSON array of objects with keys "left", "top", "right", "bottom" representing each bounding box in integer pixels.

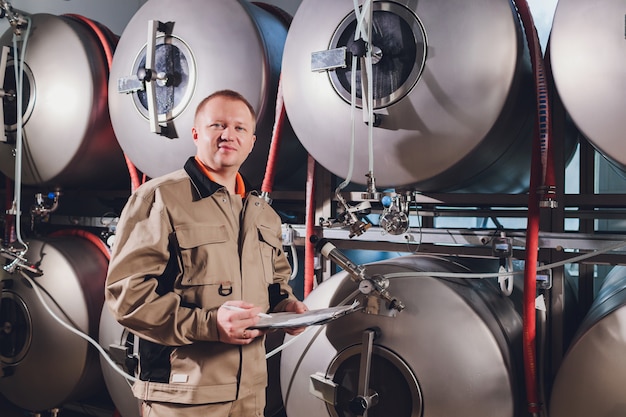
[
  {"left": 325, "top": 344, "right": 422, "bottom": 417},
  {"left": 328, "top": 2, "right": 427, "bottom": 109},
  {"left": 0, "top": 291, "right": 32, "bottom": 365},
  {"left": 130, "top": 36, "right": 195, "bottom": 124}
]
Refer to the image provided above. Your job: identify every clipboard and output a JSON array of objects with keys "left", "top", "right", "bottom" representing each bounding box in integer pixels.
[{"left": 250, "top": 301, "right": 362, "bottom": 329}]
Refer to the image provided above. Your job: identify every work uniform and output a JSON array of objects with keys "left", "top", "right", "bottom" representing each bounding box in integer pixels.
[{"left": 105, "top": 157, "right": 297, "bottom": 413}]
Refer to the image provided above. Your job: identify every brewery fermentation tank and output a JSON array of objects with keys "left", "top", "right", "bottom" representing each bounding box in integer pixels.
[
  {"left": 550, "top": 265, "right": 626, "bottom": 417},
  {"left": 281, "top": 0, "right": 536, "bottom": 192},
  {"left": 280, "top": 255, "right": 525, "bottom": 417},
  {"left": 0, "top": 13, "right": 127, "bottom": 189},
  {"left": 108, "top": 0, "right": 305, "bottom": 188},
  {"left": 0, "top": 235, "right": 108, "bottom": 411}
]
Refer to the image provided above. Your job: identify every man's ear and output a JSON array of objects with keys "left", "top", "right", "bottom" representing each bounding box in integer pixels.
[
  {"left": 192, "top": 127, "right": 198, "bottom": 140},
  {"left": 249, "top": 134, "right": 256, "bottom": 153}
]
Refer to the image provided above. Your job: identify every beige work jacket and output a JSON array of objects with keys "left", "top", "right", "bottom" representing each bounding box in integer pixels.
[{"left": 105, "top": 158, "right": 297, "bottom": 404}]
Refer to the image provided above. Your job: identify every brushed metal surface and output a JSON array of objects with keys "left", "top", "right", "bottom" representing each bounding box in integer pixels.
[
  {"left": 550, "top": 0, "right": 626, "bottom": 169},
  {"left": 0, "top": 14, "right": 127, "bottom": 188}
]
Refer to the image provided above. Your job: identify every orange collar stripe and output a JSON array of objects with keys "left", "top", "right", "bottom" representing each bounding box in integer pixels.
[{"left": 194, "top": 156, "right": 246, "bottom": 198}]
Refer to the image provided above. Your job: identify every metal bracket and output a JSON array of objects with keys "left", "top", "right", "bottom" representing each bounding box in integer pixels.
[
  {"left": 311, "top": 47, "right": 348, "bottom": 72},
  {"left": 309, "top": 372, "right": 338, "bottom": 405}
]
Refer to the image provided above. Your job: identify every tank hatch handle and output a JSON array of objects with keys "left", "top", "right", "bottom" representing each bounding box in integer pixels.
[
  {"left": 309, "top": 372, "right": 339, "bottom": 405},
  {"left": 144, "top": 20, "right": 165, "bottom": 133},
  {"left": 349, "top": 328, "right": 380, "bottom": 416},
  {"left": 117, "top": 20, "right": 175, "bottom": 134}
]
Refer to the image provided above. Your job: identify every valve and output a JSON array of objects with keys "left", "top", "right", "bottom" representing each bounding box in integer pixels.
[
  {"left": 313, "top": 237, "right": 404, "bottom": 314},
  {"left": 321, "top": 192, "right": 372, "bottom": 238},
  {"left": 379, "top": 194, "right": 410, "bottom": 235},
  {"left": 30, "top": 190, "right": 61, "bottom": 220}
]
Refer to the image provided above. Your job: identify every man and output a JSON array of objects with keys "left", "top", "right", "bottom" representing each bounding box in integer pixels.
[{"left": 105, "top": 89, "right": 307, "bottom": 417}]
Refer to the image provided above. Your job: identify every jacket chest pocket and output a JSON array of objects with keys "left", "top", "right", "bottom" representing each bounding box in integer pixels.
[
  {"left": 257, "top": 225, "right": 282, "bottom": 284},
  {"left": 176, "top": 224, "right": 231, "bottom": 286}
]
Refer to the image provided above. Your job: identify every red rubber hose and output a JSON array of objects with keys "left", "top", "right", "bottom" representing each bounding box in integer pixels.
[
  {"left": 304, "top": 154, "right": 316, "bottom": 297},
  {"left": 261, "top": 76, "right": 286, "bottom": 195},
  {"left": 50, "top": 229, "right": 110, "bottom": 261},
  {"left": 63, "top": 13, "right": 142, "bottom": 193},
  {"left": 514, "top": 1, "right": 554, "bottom": 414}
]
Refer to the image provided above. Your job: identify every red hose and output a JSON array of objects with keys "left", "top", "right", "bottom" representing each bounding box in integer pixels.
[
  {"left": 63, "top": 13, "right": 142, "bottom": 193},
  {"left": 522, "top": 124, "right": 541, "bottom": 415},
  {"left": 261, "top": 75, "right": 286, "bottom": 195},
  {"left": 514, "top": 2, "right": 555, "bottom": 200},
  {"left": 3, "top": 175, "right": 14, "bottom": 246},
  {"left": 304, "top": 154, "right": 316, "bottom": 297},
  {"left": 514, "top": 0, "right": 552, "bottom": 414},
  {"left": 50, "top": 229, "right": 111, "bottom": 261},
  {"left": 542, "top": 55, "right": 557, "bottom": 200},
  {"left": 64, "top": 14, "right": 114, "bottom": 67}
]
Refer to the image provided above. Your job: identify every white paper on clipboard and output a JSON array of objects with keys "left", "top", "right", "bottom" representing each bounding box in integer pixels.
[{"left": 250, "top": 301, "right": 362, "bottom": 329}]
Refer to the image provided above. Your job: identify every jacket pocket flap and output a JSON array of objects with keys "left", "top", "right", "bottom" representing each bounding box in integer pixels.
[
  {"left": 257, "top": 225, "right": 281, "bottom": 248},
  {"left": 177, "top": 225, "right": 227, "bottom": 249}
]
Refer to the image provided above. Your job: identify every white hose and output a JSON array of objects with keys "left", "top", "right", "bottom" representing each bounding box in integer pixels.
[
  {"left": 17, "top": 270, "right": 137, "bottom": 384},
  {"left": 265, "top": 326, "right": 313, "bottom": 359},
  {"left": 383, "top": 240, "right": 626, "bottom": 281},
  {"left": 9, "top": 15, "right": 31, "bottom": 254},
  {"left": 336, "top": 0, "right": 375, "bottom": 195},
  {"left": 354, "top": 0, "right": 376, "bottom": 179}
]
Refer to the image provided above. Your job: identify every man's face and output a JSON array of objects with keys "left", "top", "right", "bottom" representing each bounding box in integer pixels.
[{"left": 192, "top": 96, "right": 256, "bottom": 173}]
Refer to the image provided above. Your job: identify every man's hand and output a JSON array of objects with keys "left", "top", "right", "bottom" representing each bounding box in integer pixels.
[
  {"left": 282, "top": 300, "right": 308, "bottom": 336},
  {"left": 217, "top": 302, "right": 266, "bottom": 344}
]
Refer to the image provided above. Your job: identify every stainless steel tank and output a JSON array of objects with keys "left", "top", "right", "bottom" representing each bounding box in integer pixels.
[
  {"left": 549, "top": 265, "right": 626, "bottom": 417},
  {"left": 0, "top": 235, "right": 108, "bottom": 411},
  {"left": 281, "top": 0, "right": 536, "bottom": 192},
  {"left": 0, "top": 13, "right": 128, "bottom": 189},
  {"left": 549, "top": 0, "right": 626, "bottom": 170},
  {"left": 280, "top": 255, "right": 525, "bottom": 417},
  {"left": 108, "top": 0, "right": 305, "bottom": 189}
]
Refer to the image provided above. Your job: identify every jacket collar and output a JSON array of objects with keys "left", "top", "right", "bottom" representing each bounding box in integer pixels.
[
  {"left": 184, "top": 157, "right": 222, "bottom": 199},
  {"left": 183, "top": 157, "right": 253, "bottom": 199}
]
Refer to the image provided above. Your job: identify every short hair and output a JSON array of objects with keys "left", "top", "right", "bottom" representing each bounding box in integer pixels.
[{"left": 194, "top": 89, "right": 257, "bottom": 123}]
